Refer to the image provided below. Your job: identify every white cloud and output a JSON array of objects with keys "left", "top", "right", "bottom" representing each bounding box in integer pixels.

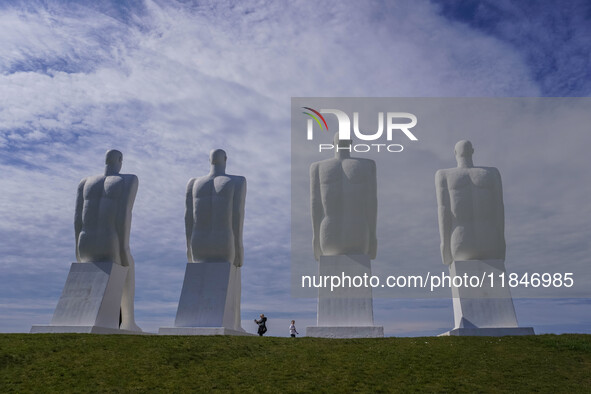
[{"left": 3, "top": 0, "right": 584, "bottom": 335}]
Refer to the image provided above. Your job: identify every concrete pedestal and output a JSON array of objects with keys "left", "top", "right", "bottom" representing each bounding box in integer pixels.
[
  {"left": 31, "top": 326, "right": 149, "bottom": 335},
  {"left": 31, "top": 262, "right": 134, "bottom": 334},
  {"left": 159, "top": 262, "right": 250, "bottom": 336},
  {"left": 158, "top": 327, "right": 252, "bottom": 336},
  {"left": 306, "top": 255, "right": 384, "bottom": 338},
  {"left": 440, "top": 327, "right": 535, "bottom": 336},
  {"left": 306, "top": 326, "right": 384, "bottom": 338},
  {"left": 439, "top": 260, "right": 534, "bottom": 337}
]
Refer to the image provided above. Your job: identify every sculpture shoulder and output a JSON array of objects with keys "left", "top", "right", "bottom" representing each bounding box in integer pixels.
[
  {"left": 477, "top": 166, "right": 501, "bottom": 178},
  {"left": 350, "top": 157, "right": 376, "bottom": 171},
  {"left": 310, "top": 157, "right": 339, "bottom": 168},
  {"left": 80, "top": 174, "right": 105, "bottom": 186},
  {"left": 351, "top": 157, "right": 375, "bottom": 165},
  {"left": 78, "top": 175, "right": 104, "bottom": 196},
  {"left": 116, "top": 174, "right": 138, "bottom": 193},
  {"left": 342, "top": 158, "right": 375, "bottom": 177},
  {"left": 310, "top": 161, "right": 320, "bottom": 173},
  {"left": 468, "top": 166, "right": 501, "bottom": 187},
  {"left": 77, "top": 177, "right": 87, "bottom": 189},
  {"left": 121, "top": 173, "right": 138, "bottom": 184},
  {"left": 116, "top": 174, "right": 138, "bottom": 201},
  {"left": 192, "top": 175, "right": 210, "bottom": 187},
  {"left": 435, "top": 168, "right": 455, "bottom": 177},
  {"left": 228, "top": 174, "right": 246, "bottom": 185},
  {"left": 435, "top": 168, "right": 453, "bottom": 187},
  {"left": 310, "top": 159, "right": 338, "bottom": 180},
  {"left": 187, "top": 177, "right": 197, "bottom": 188}
]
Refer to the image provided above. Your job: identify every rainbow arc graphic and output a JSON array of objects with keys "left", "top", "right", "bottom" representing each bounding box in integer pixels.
[{"left": 302, "top": 107, "right": 328, "bottom": 131}]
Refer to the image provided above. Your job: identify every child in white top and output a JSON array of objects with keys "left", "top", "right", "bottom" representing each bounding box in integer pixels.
[{"left": 289, "top": 320, "right": 299, "bottom": 338}]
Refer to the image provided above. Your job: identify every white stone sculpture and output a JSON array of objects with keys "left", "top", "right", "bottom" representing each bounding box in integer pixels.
[
  {"left": 160, "top": 149, "right": 249, "bottom": 335},
  {"left": 185, "top": 149, "right": 246, "bottom": 267},
  {"left": 435, "top": 140, "right": 505, "bottom": 265},
  {"left": 75, "top": 149, "right": 141, "bottom": 332},
  {"left": 306, "top": 134, "right": 383, "bottom": 338},
  {"left": 435, "top": 140, "right": 533, "bottom": 336},
  {"left": 32, "top": 150, "right": 142, "bottom": 334},
  {"left": 310, "top": 133, "right": 377, "bottom": 260}
]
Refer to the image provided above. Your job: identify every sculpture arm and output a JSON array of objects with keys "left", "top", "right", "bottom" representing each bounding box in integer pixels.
[
  {"left": 74, "top": 178, "right": 86, "bottom": 262},
  {"left": 435, "top": 170, "right": 453, "bottom": 265},
  {"left": 493, "top": 168, "right": 506, "bottom": 260},
  {"left": 232, "top": 177, "right": 247, "bottom": 268},
  {"left": 310, "top": 163, "right": 322, "bottom": 261},
  {"left": 368, "top": 160, "right": 378, "bottom": 260},
  {"left": 117, "top": 175, "right": 138, "bottom": 267},
  {"left": 185, "top": 178, "right": 196, "bottom": 262}
]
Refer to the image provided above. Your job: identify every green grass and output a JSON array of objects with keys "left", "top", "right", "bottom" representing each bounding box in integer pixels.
[{"left": 1, "top": 334, "right": 590, "bottom": 393}]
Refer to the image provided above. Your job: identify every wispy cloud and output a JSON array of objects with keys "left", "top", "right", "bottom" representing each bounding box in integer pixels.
[
  {"left": 432, "top": 0, "right": 591, "bottom": 95},
  {"left": 0, "top": 0, "right": 587, "bottom": 335}
]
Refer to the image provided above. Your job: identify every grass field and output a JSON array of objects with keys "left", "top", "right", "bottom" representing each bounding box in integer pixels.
[{"left": 1, "top": 334, "right": 590, "bottom": 392}]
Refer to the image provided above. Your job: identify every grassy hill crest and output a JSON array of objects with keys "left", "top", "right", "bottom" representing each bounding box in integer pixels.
[{"left": 2, "top": 334, "right": 590, "bottom": 392}]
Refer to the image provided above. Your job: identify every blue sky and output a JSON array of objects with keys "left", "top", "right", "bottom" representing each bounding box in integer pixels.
[{"left": 1, "top": 0, "right": 590, "bottom": 336}]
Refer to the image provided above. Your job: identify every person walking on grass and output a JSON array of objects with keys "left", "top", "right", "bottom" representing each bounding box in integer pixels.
[
  {"left": 255, "top": 313, "right": 267, "bottom": 336},
  {"left": 289, "top": 320, "right": 299, "bottom": 338}
]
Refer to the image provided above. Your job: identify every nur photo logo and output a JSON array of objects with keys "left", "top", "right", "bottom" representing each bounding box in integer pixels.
[{"left": 302, "top": 106, "right": 418, "bottom": 153}]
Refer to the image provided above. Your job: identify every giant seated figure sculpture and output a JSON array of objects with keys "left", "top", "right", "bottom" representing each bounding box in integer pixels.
[
  {"left": 435, "top": 140, "right": 533, "bottom": 336},
  {"left": 32, "top": 149, "right": 142, "bottom": 334},
  {"left": 306, "top": 133, "right": 383, "bottom": 338},
  {"left": 160, "top": 149, "right": 248, "bottom": 335}
]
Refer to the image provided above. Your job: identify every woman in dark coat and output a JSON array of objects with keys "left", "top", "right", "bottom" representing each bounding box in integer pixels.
[{"left": 254, "top": 314, "right": 267, "bottom": 336}]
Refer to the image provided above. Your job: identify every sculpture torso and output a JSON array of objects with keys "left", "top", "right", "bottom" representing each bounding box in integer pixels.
[
  {"left": 311, "top": 157, "right": 377, "bottom": 257},
  {"left": 437, "top": 166, "right": 504, "bottom": 261},
  {"left": 189, "top": 174, "right": 245, "bottom": 263},
  {"left": 77, "top": 174, "right": 136, "bottom": 264}
]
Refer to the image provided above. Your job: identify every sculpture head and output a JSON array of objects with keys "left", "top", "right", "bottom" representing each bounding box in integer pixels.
[
  {"left": 333, "top": 132, "right": 352, "bottom": 149},
  {"left": 454, "top": 140, "right": 474, "bottom": 168},
  {"left": 105, "top": 149, "right": 123, "bottom": 175},
  {"left": 333, "top": 132, "right": 352, "bottom": 159},
  {"left": 210, "top": 149, "right": 227, "bottom": 164},
  {"left": 209, "top": 149, "right": 227, "bottom": 174}
]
